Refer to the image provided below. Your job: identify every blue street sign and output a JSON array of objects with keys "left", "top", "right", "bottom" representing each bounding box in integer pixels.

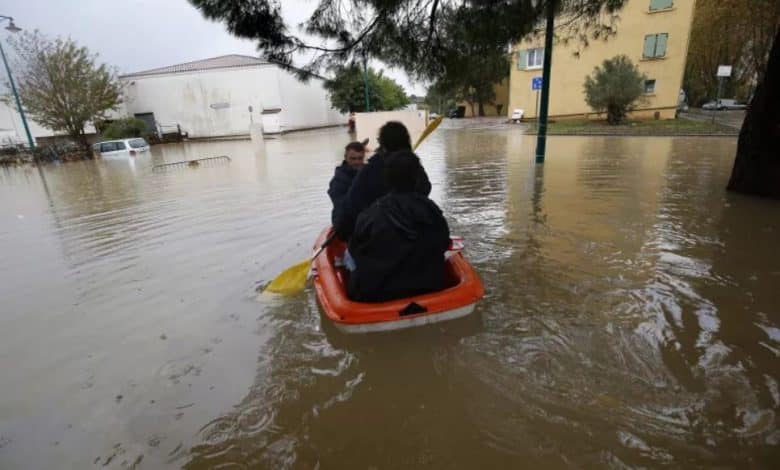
[{"left": 532, "top": 76, "right": 543, "bottom": 91}]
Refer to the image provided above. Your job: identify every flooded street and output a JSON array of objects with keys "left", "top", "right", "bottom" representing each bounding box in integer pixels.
[{"left": 1, "top": 123, "right": 778, "bottom": 468}]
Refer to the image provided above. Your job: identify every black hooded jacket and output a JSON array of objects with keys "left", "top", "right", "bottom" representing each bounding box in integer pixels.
[
  {"left": 347, "top": 192, "right": 450, "bottom": 302},
  {"left": 327, "top": 161, "right": 358, "bottom": 225},
  {"left": 334, "top": 149, "right": 431, "bottom": 240}
]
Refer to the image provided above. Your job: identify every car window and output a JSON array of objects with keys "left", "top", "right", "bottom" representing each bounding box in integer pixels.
[
  {"left": 100, "top": 142, "right": 116, "bottom": 152},
  {"left": 115, "top": 141, "right": 127, "bottom": 150},
  {"left": 128, "top": 138, "right": 148, "bottom": 149}
]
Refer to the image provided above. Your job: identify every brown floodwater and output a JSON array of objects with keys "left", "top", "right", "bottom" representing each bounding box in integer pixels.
[{"left": 1, "top": 122, "right": 778, "bottom": 469}]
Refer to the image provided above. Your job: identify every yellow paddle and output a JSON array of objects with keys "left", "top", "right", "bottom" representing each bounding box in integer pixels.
[
  {"left": 413, "top": 115, "right": 443, "bottom": 150},
  {"left": 264, "top": 115, "right": 445, "bottom": 295}
]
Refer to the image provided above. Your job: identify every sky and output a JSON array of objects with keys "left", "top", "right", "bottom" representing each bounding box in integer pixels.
[{"left": 3, "top": 0, "right": 427, "bottom": 95}]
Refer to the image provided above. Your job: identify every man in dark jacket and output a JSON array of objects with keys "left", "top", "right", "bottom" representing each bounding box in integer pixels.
[
  {"left": 327, "top": 141, "right": 366, "bottom": 225},
  {"left": 334, "top": 121, "right": 431, "bottom": 240},
  {"left": 347, "top": 151, "right": 450, "bottom": 302}
]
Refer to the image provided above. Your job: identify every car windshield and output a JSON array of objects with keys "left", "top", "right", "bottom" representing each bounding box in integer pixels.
[{"left": 128, "top": 138, "right": 148, "bottom": 148}]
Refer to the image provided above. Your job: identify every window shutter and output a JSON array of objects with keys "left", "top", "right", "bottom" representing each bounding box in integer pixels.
[
  {"left": 655, "top": 33, "right": 668, "bottom": 57},
  {"left": 643, "top": 35, "right": 656, "bottom": 58},
  {"left": 517, "top": 50, "right": 528, "bottom": 70},
  {"left": 649, "top": 0, "right": 673, "bottom": 11}
]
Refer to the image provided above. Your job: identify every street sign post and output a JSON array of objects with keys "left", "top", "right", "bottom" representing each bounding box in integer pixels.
[
  {"left": 532, "top": 76, "right": 542, "bottom": 130},
  {"left": 713, "top": 65, "right": 732, "bottom": 124}
]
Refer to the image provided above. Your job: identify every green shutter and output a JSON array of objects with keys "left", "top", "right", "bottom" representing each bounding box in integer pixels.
[
  {"left": 655, "top": 33, "right": 668, "bottom": 57},
  {"left": 517, "top": 50, "right": 527, "bottom": 70},
  {"left": 649, "top": 0, "right": 673, "bottom": 11},
  {"left": 643, "top": 35, "right": 657, "bottom": 58}
]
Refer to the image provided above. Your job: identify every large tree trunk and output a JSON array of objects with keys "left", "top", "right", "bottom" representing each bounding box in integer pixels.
[
  {"left": 478, "top": 101, "right": 485, "bottom": 117},
  {"left": 727, "top": 27, "right": 780, "bottom": 198}
]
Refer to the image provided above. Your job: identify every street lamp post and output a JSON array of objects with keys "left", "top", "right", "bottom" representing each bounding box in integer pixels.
[
  {"left": 0, "top": 15, "right": 34, "bottom": 149},
  {"left": 534, "top": 0, "right": 555, "bottom": 163}
]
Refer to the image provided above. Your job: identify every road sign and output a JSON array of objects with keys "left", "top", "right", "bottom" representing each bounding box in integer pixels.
[
  {"left": 532, "top": 76, "right": 543, "bottom": 91},
  {"left": 717, "top": 65, "right": 732, "bottom": 77}
]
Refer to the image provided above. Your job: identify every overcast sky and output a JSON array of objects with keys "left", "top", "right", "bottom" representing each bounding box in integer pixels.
[{"left": 4, "top": 0, "right": 426, "bottom": 95}]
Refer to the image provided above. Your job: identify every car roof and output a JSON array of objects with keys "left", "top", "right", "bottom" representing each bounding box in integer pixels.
[{"left": 96, "top": 138, "right": 146, "bottom": 144}]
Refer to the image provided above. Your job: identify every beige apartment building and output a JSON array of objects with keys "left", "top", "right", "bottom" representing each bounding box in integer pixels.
[{"left": 508, "top": 0, "right": 696, "bottom": 120}]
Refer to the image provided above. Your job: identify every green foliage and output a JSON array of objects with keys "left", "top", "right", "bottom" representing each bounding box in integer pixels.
[
  {"left": 101, "top": 118, "right": 151, "bottom": 140},
  {"left": 583, "top": 55, "right": 646, "bottom": 125},
  {"left": 424, "top": 81, "right": 457, "bottom": 115},
  {"left": 9, "top": 31, "right": 122, "bottom": 150},
  {"left": 683, "top": 0, "right": 780, "bottom": 106},
  {"left": 188, "top": 0, "right": 628, "bottom": 82},
  {"left": 324, "top": 65, "right": 409, "bottom": 113}
]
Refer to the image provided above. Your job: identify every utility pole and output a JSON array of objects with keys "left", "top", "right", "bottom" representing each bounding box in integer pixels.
[{"left": 534, "top": 0, "right": 556, "bottom": 163}]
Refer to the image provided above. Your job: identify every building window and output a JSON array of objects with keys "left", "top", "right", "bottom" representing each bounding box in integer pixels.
[
  {"left": 527, "top": 48, "right": 544, "bottom": 69},
  {"left": 649, "top": 0, "right": 673, "bottom": 11},
  {"left": 643, "top": 33, "right": 668, "bottom": 59},
  {"left": 644, "top": 79, "right": 656, "bottom": 94},
  {"left": 516, "top": 48, "right": 544, "bottom": 70}
]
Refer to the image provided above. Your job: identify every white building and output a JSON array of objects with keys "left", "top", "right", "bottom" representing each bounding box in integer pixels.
[
  {"left": 118, "top": 54, "right": 344, "bottom": 138},
  {"left": 0, "top": 100, "right": 98, "bottom": 147}
]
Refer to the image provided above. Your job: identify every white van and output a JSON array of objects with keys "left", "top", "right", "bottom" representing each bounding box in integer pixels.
[{"left": 93, "top": 138, "right": 150, "bottom": 159}]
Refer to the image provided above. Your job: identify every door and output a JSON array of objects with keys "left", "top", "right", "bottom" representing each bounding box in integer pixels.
[
  {"left": 261, "top": 108, "right": 282, "bottom": 134},
  {"left": 134, "top": 113, "right": 157, "bottom": 137}
]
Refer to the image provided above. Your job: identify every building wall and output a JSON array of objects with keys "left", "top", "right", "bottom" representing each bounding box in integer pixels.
[
  {"left": 276, "top": 71, "right": 345, "bottom": 131},
  {"left": 508, "top": 0, "right": 696, "bottom": 120},
  {"left": 121, "top": 65, "right": 343, "bottom": 138}
]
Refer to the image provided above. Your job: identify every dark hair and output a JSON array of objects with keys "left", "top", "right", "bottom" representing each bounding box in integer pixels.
[
  {"left": 378, "top": 121, "right": 412, "bottom": 152},
  {"left": 344, "top": 141, "right": 365, "bottom": 153},
  {"left": 384, "top": 151, "right": 421, "bottom": 193}
]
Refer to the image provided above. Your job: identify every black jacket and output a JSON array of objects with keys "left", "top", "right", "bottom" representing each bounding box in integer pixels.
[
  {"left": 347, "top": 192, "right": 450, "bottom": 302},
  {"left": 327, "top": 162, "right": 358, "bottom": 225},
  {"left": 334, "top": 150, "right": 431, "bottom": 240}
]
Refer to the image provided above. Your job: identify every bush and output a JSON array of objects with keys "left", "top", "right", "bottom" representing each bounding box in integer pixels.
[
  {"left": 101, "top": 117, "right": 151, "bottom": 139},
  {"left": 583, "top": 55, "right": 647, "bottom": 125}
]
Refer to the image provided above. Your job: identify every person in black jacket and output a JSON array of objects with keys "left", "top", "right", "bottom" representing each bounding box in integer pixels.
[
  {"left": 347, "top": 151, "right": 450, "bottom": 302},
  {"left": 334, "top": 121, "right": 431, "bottom": 241},
  {"left": 327, "top": 141, "right": 366, "bottom": 225}
]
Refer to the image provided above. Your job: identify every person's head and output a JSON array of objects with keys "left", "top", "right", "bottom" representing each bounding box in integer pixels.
[
  {"left": 344, "top": 141, "right": 366, "bottom": 169},
  {"left": 384, "top": 151, "right": 421, "bottom": 193},
  {"left": 378, "top": 121, "right": 412, "bottom": 152}
]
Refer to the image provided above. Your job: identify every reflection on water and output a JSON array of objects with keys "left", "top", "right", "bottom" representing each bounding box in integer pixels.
[{"left": 1, "top": 124, "right": 778, "bottom": 468}]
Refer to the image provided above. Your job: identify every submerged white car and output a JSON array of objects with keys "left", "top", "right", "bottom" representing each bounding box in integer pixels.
[
  {"left": 511, "top": 109, "right": 524, "bottom": 123},
  {"left": 93, "top": 138, "right": 150, "bottom": 159}
]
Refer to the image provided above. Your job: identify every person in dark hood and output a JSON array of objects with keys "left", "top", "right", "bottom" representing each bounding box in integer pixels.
[
  {"left": 334, "top": 121, "right": 431, "bottom": 240},
  {"left": 347, "top": 150, "right": 450, "bottom": 302},
  {"left": 328, "top": 140, "right": 366, "bottom": 225}
]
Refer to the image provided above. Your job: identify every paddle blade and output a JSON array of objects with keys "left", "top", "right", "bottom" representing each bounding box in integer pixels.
[
  {"left": 265, "top": 259, "right": 310, "bottom": 294},
  {"left": 413, "top": 116, "right": 444, "bottom": 150}
]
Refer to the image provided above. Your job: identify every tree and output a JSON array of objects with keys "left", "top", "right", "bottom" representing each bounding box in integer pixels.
[
  {"left": 684, "top": 0, "right": 780, "bottom": 106},
  {"left": 101, "top": 117, "right": 151, "bottom": 140},
  {"left": 727, "top": 26, "right": 780, "bottom": 198},
  {"left": 323, "top": 65, "right": 409, "bottom": 113},
  {"left": 583, "top": 55, "right": 646, "bottom": 124},
  {"left": 424, "top": 81, "right": 457, "bottom": 115},
  {"left": 9, "top": 31, "right": 122, "bottom": 154},
  {"left": 188, "top": 0, "right": 628, "bottom": 82}
]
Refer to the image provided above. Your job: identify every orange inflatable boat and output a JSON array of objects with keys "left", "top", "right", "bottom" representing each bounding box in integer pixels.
[{"left": 311, "top": 228, "right": 484, "bottom": 333}]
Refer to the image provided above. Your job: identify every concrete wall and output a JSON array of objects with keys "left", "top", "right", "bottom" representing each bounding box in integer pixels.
[
  {"left": 354, "top": 110, "right": 428, "bottom": 149},
  {"left": 508, "top": 0, "right": 696, "bottom": 120},
  {"left": 121, "top": 65, "right": 343, "bottom": 138}
]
